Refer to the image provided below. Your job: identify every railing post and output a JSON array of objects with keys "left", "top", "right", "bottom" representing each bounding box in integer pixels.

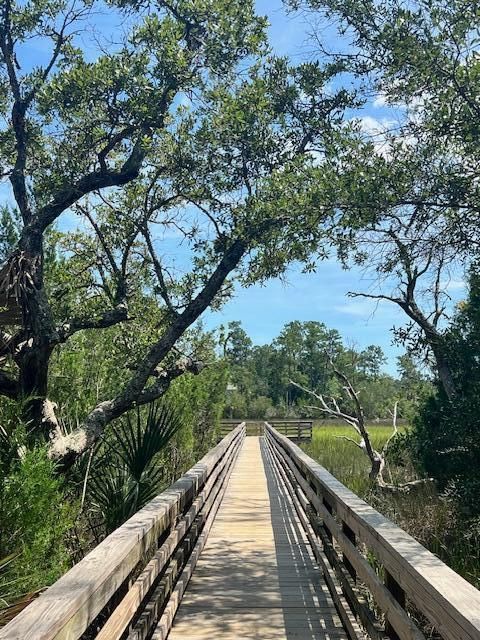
[
  {"left": 342, "top": 521, "right": 356, "bottom": 582},
  {"left": 384, "top": 571, "right": 406, "bottom": 639},
  {"left": 322, "top": 497, "right": 334, "bottom": 542}
]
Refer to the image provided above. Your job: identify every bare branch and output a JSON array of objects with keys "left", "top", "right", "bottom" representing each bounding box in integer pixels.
[
  {"left": 382, "top": 400, "right": 399, "bottom": 457},
  {"left": 140, "top": 223, "right": 178, "bottom": 317},
  {"left": 77, "top": 204, "right": 122, "bottom": 279},
  {"left": 335, "top": 435, "right": 364, "bottom": 449},
  {"left": 348, "top": 291, "right": 403, "bottom": 305}
]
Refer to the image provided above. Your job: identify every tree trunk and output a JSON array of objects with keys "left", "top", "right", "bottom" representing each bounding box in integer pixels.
[
  {"left": 18, "top": 342, "right": 52, "bottom": 436},
  {"left": 430, "top": 343, "right": 456, "bottom": 401},
  {"left": 401, "top": 302, "right": 457, "bottom": 401},
  {"left": 16, "top": 229, "right": 57, "bottom": 437}
]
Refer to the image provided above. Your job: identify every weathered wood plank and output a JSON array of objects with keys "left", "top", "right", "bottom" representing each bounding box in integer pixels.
[
  {"left": 267, "top": 427, "right": 423, "bottom": 639},
  {"left": 97, "top": 431, "right": 243, "bottom": 640},
  {"left": 0, "top": 425, "right": 245, "bottom": 640},
  {"left": 167, "top": 437, "right": 349, "bottom": 640},
  {"left": 264, "top": 437, "right": 365, "bottom": 640},
  {"left": 266, "top": 424, "right": 480, "bottom": 640},
  {"left": 149, "top": 438, "right": 241, "bottom": 640}
]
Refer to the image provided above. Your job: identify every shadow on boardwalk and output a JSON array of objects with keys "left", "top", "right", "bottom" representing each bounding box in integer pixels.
[
  {"left": 260, "top": 438, "right": 346, "bottom": 639},
  {"left": 168, "top": 436, "right": 347, "bottom": 639}
]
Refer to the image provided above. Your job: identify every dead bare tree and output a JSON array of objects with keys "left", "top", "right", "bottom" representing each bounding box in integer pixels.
[{"left": 291, "top": 361, "right": 433, "bottom": 492}]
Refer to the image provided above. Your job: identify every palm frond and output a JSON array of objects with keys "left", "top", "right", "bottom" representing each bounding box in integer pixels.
[
  {"left": 110, "top": 402, "right": 182, "bottom": 482},
  {"left": 87, "top": 400, "right": 183, "bottom": 534}
]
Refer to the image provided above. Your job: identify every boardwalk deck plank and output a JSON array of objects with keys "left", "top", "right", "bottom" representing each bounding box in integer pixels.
[{"left": 167, "top": 436, "right": 348, "bottom": 640}]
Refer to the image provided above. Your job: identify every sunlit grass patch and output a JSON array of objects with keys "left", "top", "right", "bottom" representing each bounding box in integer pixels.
[
  {"left": 301, "top": 422, "right": 480, "bottom": 590},
  {"left": 302, "top": 423, "right": 403, "bottom": 496}
]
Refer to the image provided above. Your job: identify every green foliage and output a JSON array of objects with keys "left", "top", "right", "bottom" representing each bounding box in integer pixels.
[
  {"left": 284, "top": 0, "right": 480, "bottom": 386},
  {"left": 224, "top": 390, "right": 247, "bottom": 419},
  {"left": 1, "top": 0, "right": 268, "bottom": 207},
  {"left": 84, "top": 354, "right": 228, "bottom": 537},
  {"left": 0, "top": 207, "right": 18, "bottom": 263},
  {"left": 221, "top": 321, "right": 252, "bottom": 365},
  {"left": 87, "top": 401, "right": 182, "bottom": 534},
  {"left": 0, "top": 0, "right": 362, "bottom": 469},
  {"left": 0, "top": 415, "right": 74, "bottom": 604},
  {"left": 246, "top": 395, "right": 274, "bottom": 420},
  {"left": 165, "top": 359, "right": 229, "bottom": 468},
  {"left": 412, "top": 270, "right": 480, "bottom": 514},
  {"left": 222, "top": 320, "right": 419, "bottom": 420}
]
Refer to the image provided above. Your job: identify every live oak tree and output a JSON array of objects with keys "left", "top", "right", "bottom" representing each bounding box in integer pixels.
[
  {"left": 0, "top": 0, "right": 354, "bottom": 466},
  {"left": 336, "top": 203, "right": 460, "bottom": 400},
  {"left": 286, "top": 0, "right": 480, "bottom": 398}
]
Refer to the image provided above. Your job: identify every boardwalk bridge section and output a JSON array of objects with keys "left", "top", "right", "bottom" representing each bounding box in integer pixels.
[{"left": 2, "top": 424, "right": 480, "bottom": 640}]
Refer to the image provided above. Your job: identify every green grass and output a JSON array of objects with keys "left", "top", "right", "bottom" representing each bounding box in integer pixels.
[{"left": 302, "top": 423, "right": 406, "bottom": 496}]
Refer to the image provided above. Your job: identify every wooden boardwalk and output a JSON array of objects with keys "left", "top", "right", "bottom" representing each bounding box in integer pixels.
[
  {"left": 4, "top": 424, "right": 480, "bottom": 640},
  {"left": 168, "top": 436, "right": 348, "bottom": 640}
]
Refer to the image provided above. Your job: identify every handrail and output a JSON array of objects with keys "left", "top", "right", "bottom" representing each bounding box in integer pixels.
[
  {"left": 1, "top": 423, "right": 245, "bottom": 640},
  {"left": 265, "top": 423, "right": 480, "bottom": 640},
  {"left": 220, "top": 419, "right": 312, "bottom": 441}
]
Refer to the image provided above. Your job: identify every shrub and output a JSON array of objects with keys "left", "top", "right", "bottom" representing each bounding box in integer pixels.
[
  {"left": 247, "top": 396, "right": 274, "bottom": 419},
  {"left": 87, "top": 401, "right": 182, "bottom": 535},
  {"left": 0, "top": 442, "right": 74, "bottom": 604}
]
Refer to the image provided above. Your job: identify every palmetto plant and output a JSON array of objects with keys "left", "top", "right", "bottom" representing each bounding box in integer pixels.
[{"left": 87, "top": 401, "right": 182, "bottom": 534}]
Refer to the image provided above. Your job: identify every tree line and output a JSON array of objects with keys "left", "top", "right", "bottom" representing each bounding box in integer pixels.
[{"left": 221, "top": 320, "right": 430, "bottom": 421}]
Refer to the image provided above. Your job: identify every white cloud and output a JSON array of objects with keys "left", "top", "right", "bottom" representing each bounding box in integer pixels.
[
  {"left": 357, "top": 115, "right": 396, "bottom": 137},
  {"left": 441, "top": 278, "right": 466, "bottom": 292},
  {"left": 353, "top": 116, "right": 399, "bottom": 159},
  {"left": 373, "top": 92, "right": 388, "bottom": 108}
]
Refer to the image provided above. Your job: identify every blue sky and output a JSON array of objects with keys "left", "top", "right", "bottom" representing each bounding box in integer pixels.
[
  {"left": 199, "top": 0, "right": 466, "bottom": 374},
  {"left": 0, "top": 0, "right": 467, "bottom": 377}
]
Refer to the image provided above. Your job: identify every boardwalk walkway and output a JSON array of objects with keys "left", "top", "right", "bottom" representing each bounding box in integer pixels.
[
  {"left": 4, "top": 424, "right": 480, "bottom": 640},
  {"left": 168, "top": 436, "right": 348, "bottom": 639}
]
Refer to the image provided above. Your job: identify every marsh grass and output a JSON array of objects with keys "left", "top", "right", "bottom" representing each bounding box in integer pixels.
[
  {"left": 303, "top": 423, "right": 399, "bottom": 496},
  {"left": 302, "top": 423, "right": 480, "bottom": 589}
]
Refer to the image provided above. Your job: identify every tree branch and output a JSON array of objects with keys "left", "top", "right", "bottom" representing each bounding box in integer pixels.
[
  {"left": 56, "top": 302, "right": 129, "bottom": 344},
  {"left": 0, "top": 0, "right": 30, "bottom": 222},
  {"left": 49, "top": 235, "right": 248, "bottom": 464},
  {"left": 48, "top": 356, "right": 204, "bottom": 466},
  {"left": 34, "top": 138, "right": 148, "bottom": 232},
  {"left": 140, "top": 223, "right": 178, "bottom": 317}
]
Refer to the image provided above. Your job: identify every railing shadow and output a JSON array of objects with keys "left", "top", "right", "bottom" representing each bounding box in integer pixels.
[{"left": 260, "top": 438, "right": 344, "bottom": 640}]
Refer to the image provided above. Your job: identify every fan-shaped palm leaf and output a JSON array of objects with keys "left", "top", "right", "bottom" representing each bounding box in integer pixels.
[{"left": 87, "top": 400, "right": 183, "bottom": 534}]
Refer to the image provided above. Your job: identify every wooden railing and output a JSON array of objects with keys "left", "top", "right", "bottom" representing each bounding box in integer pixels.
[
  {"left": 268, "top": 419, "right": 312, "bottom": 442},
  {"left": 0, "top": 424, "right": 245, "bottom": 640},
  {"left": 220, "top": 418, "right": 312, "bottom": 441},
  {"left": 265, "top": 423, "right": 480, "bottom": 640},
  {"left": 219, "top": 420, "right": 264, "bottom": 437},
  {"left": 4, "top": 422, "right": 480, "bottom": 640}
]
